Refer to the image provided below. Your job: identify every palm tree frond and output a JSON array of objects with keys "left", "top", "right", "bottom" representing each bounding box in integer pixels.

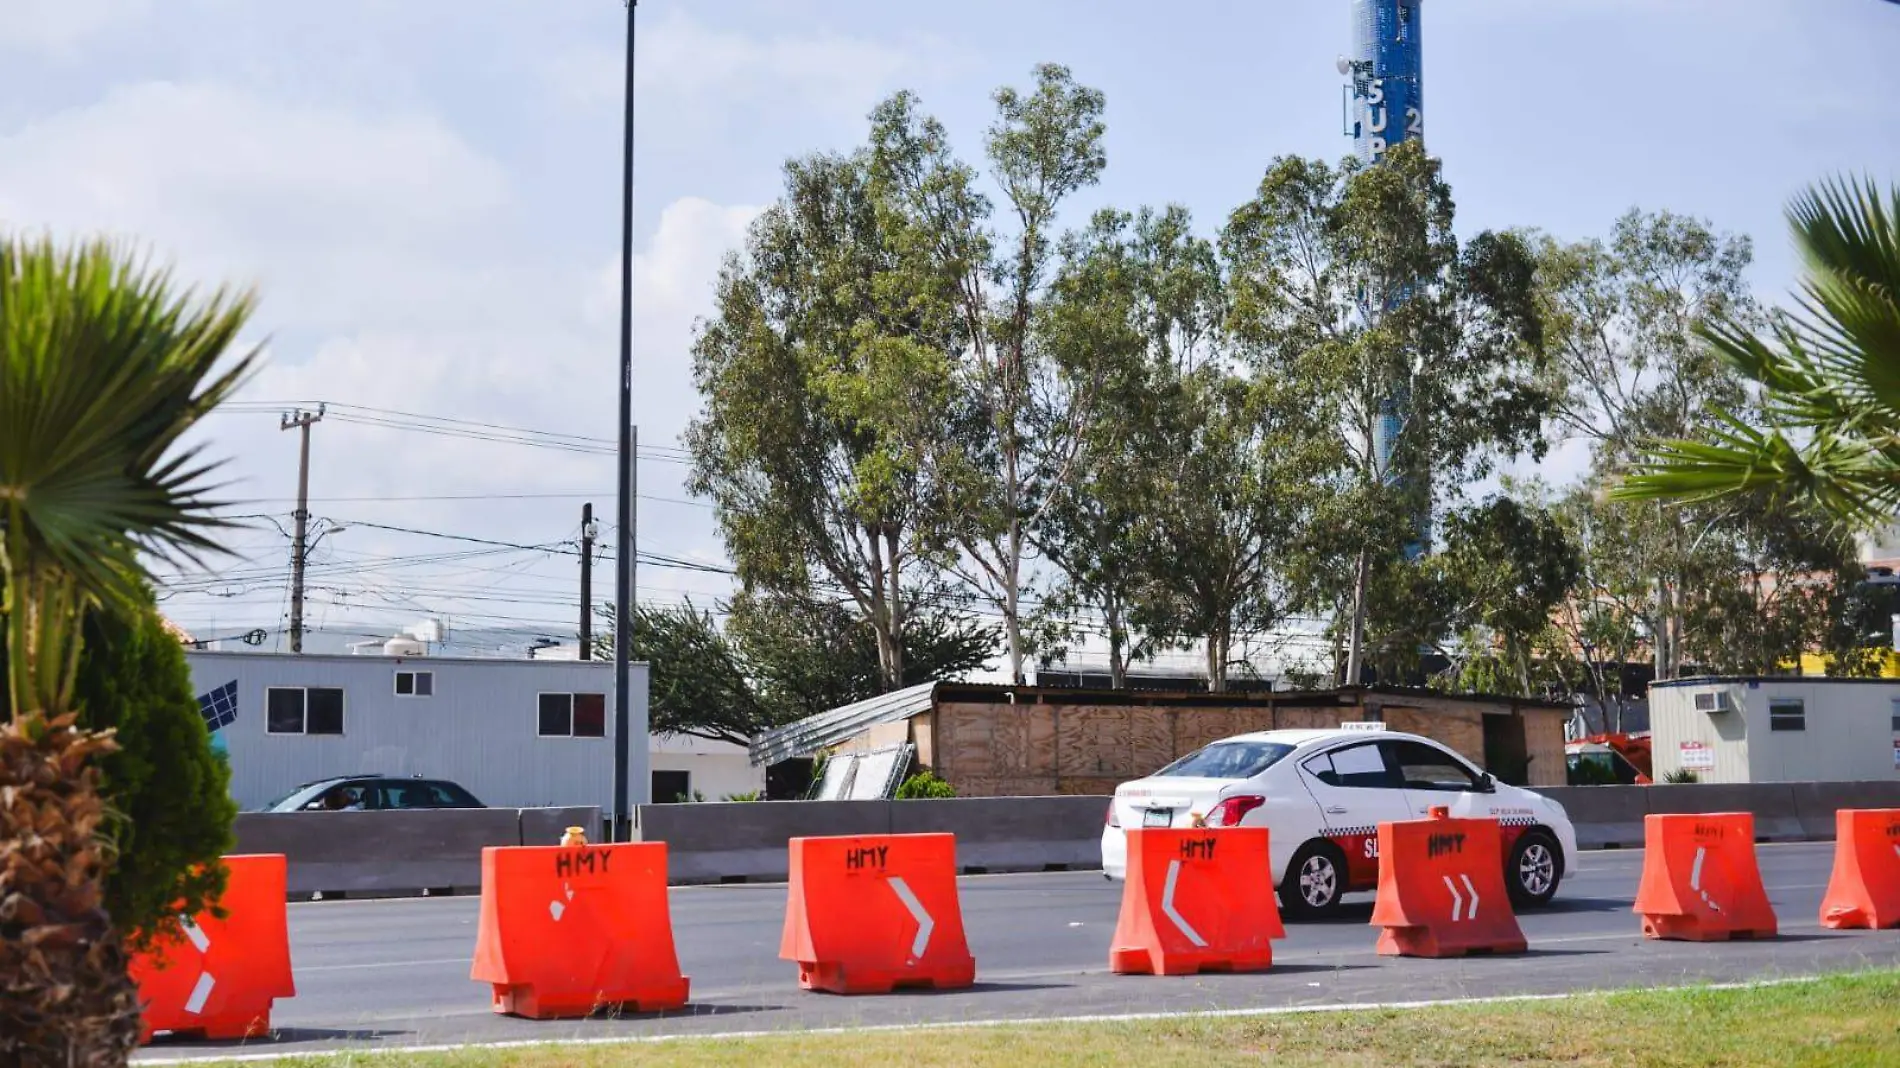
[
  {"left": 1629, "top": 176, "right": 1900, "bottom": 526},
  {"left": 0, "top": 235, "right": 258, "bottom": 617}
]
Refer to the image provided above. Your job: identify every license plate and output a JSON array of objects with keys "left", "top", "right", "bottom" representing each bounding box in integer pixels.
[{"left": 1142, "top": 807, "right": 1171, "bottom": 828}]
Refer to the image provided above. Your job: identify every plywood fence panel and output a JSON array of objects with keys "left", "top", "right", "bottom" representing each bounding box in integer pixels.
[
  {"left": 1025, "top": 705, "right": 1058, "bottom": 775},
  {"left": 1274, "top": 706, "right": 1340, "bottom": 731},
  {"left": 1056, "top": 777, "right": 1123, "bottom": 796},
  {"left": 1524, "top": 710, "right": 1568, "bottom": 787},
  {"left": 1234, "top": 706, "right": 1278, "bottom": 734},
  {"left": 950, "top": 775, "right": 1057, "bottom": 798},
  {"left": 988, "top": 706, "right": 1035, "bottom": 777},
  {"left": 1128, "top": 707, "right": 1174, "bottom": 778},
  {"left": 1057, "top": 704, "right": 1134, "bottom": 779},
  {"left": 1383, "top": 705, "right": 1484, "bottom": 766},
  {"left": 912, "top": 711, "right": 935, "bottom": 769},
  {"left": 1171, "top": 708, "right": 1237, "bottom": 755},
  {"left": 934, "top": 702, "right": 995, "bottom": 783}
]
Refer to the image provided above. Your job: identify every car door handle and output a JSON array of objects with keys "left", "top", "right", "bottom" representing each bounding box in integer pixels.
[{"left": 1325, "top": 806, "right": 1348, "bottom": 815}]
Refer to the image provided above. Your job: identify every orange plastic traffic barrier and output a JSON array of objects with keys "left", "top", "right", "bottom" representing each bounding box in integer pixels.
[
  {"left": 1633, "top": 812, "right": 1777, "bottom": 941},
  {"left": 780, "top": 832, "right": 974, "bottom": 994},
  {"left": 1109, "top": 827, "right": 1284, "bottom": 976},
  {"left": 1369, "top": 810, "right": 1527, "bottom": 957},
  {"left": 129, "top": 854, "right": 296, "bottom": 1042},
  {"left": 470, "top": 842, "right": 689, "bottom": 1018},
  {"left": 1819, "top": 808, "right": 1900, "bottom": 930}
]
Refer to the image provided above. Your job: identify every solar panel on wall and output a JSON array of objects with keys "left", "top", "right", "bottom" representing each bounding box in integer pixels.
[{"left": 197, "top": 679, "right": 238, "bottom": 732}]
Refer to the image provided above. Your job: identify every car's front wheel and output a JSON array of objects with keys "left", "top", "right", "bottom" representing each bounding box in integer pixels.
[
  {"left": 1279, "top": 840, "right": 1347, "bottom": 919},
  {"left": 1506, "top": 829, "right": 1563, "bottom": 908}
]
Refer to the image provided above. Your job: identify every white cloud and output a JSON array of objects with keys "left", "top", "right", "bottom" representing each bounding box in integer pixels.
[
  {"left": 0, "top": 81, "right": 512, "bottom": 335},
  {"left": 549, "top": 8, "right": 932, "bottom": 122},
  {"left": 0, "top": 77, "right": 753, "bottom": 636},
  {"left": 0, "top": 0, "right": 149, "bottom": 56}
]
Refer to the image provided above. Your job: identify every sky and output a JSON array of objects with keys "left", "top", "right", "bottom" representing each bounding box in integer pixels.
[{"left": 3, "top": 0, "right": 1898, "bottom": 659}]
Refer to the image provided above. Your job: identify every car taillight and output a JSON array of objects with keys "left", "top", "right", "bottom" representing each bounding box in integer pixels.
[
  {"left": 1205, "top": 795, "right": 1265, "bottom": 827},
  {"left": 1106, "top": 800, "right": 1120, "bottom": 828}
]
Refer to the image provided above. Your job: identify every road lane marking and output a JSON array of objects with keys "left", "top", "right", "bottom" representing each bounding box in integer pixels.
[{"left": 131, "top": 974, "right": 1860, "bottom": 1065}]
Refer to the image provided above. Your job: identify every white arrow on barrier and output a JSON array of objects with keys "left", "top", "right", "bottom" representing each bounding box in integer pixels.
[
  {"left": 1461, "top": 874, "right": 1480, "bottom": 920},
  {"left": 179, "top": 916, "right": 216, "bottom": 1015},
  {"left": 1442, "top": 875, "right": 1465, "bottom": 922},
  {"left": 888, "top": 876, "right": 934, "bottom": 959},
  {"left": 1689, "top": 846, "right": 1723, "bottom": 913},
  {"left": 548, "top": 882, "right": 576, "bottom": 923},
  {"left": 1161, "top": 860, "right": 1209, "bottom": 948}
]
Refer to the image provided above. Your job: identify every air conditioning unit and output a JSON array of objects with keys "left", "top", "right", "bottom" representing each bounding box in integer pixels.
[{"left": 1693, "top": 691, "right": 1733, "bottom": 714}]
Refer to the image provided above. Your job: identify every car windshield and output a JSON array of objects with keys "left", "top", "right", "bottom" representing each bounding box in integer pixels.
[
  {"left": 263, "top": 781, "right": 330, "bottom": 810},
  {"left": 1153, "top": 740, "right": 1296, "bottom": 780}
]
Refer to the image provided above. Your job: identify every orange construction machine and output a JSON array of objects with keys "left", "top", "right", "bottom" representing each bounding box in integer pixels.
[{"left": 1566, "top": 732, "right": 1652, "bottom": 785}]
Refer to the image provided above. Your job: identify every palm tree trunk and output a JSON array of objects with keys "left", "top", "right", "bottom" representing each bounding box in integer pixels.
[{"left": 0, "top": 717, "right": 143, "bottom": 1067}]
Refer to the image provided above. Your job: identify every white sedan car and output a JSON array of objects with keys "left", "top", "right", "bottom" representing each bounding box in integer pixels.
[{"left": 1100, "top": 727, "right": 1578, "bottom": 919}]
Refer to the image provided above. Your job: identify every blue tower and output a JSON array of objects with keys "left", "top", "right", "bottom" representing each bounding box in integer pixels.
[
  {"left": 1342, "top": 0, "right": 1427, "bottom": 557},
  {"left": 1345, "top": 0, "right": 1422, "bottom": 165}
]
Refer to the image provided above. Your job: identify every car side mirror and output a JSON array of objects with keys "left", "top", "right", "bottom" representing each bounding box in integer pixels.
[{"left": 1479, "top": 773, "right": 1497, "bottom": 793}]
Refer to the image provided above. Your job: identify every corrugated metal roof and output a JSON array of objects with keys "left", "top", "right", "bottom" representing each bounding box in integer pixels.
[{"left": 747, "top": 681, "right": 936, "bottom": 767}]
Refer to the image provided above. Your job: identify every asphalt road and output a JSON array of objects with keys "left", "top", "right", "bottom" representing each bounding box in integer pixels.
[{"left": 135, "top": 842, "right": 1900, "bottom": 1061}]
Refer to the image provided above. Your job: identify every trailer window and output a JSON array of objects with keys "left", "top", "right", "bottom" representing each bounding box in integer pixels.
[
  {"left": 394, "top": 670, "right": 434, "bottom": 697},
  {"left": 1769, "top": 698, "right": 1805, "bottom": 732},
  {"left": 266, "top": 687, "right": 344, "bottom": 735},
  {"left": 538, "top": 692, "right": 607, "bottom": 738}
]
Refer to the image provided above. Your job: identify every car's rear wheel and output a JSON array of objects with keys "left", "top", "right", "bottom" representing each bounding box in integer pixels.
[
  {"left": 1279, "top": 840, "right": 1347, "bottom": 919},
  {"left": 1506, "top": 829, "right": 1562, "bottom": 908}
]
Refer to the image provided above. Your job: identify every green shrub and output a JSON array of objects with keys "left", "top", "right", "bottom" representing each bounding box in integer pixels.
[
  {"left": 720, "top": 790, "right": 762, "bottom": 802},
  {"left": 2, "top": 592, "right": 237, "bottom": 948},
  {"left": 1663, "top": 768, "right": 1701, "bottom": 784},
  {"left": 895, "top": 771, "right": 957, "bottom": 799},
  {"left": 81, "top": 602, "right": 238, "bottom": 947}
]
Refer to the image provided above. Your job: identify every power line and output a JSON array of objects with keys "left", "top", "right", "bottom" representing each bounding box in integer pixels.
[
  {"left": 214, "top": 401, "right": 693, "bottom": 463},
  {"left": 225, "top": 492, "right": 711, "bottom": 508}
]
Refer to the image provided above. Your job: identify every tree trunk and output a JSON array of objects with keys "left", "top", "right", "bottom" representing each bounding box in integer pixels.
[
  {"left": 1106, "top": 599, "right": 1127, "bottom": 690},
  {"left": 884, "top": 527, "right": 905, "bottom": 689},
  {"left": 1004, "top": 518, "right": 1025, "bottom": 685},
  {"left": 1206, "top": 626, "right": 1229, "bottom": 693},
  {"left": 1344, "top": 548, "right": 1372, "bottom": 687},
  {"left": 1650, "top": 580, "right": 1669, "bottom": 683},
  {"left": 0, "top": 716, "right": 143, "bottom": 1067}
]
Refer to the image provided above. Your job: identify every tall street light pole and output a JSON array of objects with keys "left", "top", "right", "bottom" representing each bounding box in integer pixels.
[{"left": 612, "top": 0, "right": 644, "bottom": 841}]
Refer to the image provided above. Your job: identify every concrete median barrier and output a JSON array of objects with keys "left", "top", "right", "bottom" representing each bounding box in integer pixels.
[
  {"left": 633, "top": 800, "right": 895, "bottom": 884},
  {"left": 231, "top": 784, "right": 1900, "bottom": 896},
  {"left": 887, "top": 795, "right": 1108, "bottom": 874},
  {"left": 1789, "top": 781, "right": 1900, "bottom": 840},
  {"left": 1644, "top": 783, "right": 1805, "bottom": 842},
  {"left": 517, "top": 806, "right": 605, "bottom": 847},
  {"left": 234, "top": 809, "right": 524, "bottom": 897},
  {"left": 1537, "top": 786, "right": 1648, "bottom": 849}
]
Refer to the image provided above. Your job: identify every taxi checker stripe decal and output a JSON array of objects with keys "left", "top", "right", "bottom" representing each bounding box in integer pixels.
[{"left": 1324, "top": 816, "right": 1539, "bottom": 841}]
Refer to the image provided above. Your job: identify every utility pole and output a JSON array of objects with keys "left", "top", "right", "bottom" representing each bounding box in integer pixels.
[
  {"left": 579, "top": 502, "right": 596, "bottom": 659},
  {"left": 611, "top": 0, "right": 648, "bottom": 841},
  {"left": 280, "top": 405, "right": 325, "bottom": 654}
]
